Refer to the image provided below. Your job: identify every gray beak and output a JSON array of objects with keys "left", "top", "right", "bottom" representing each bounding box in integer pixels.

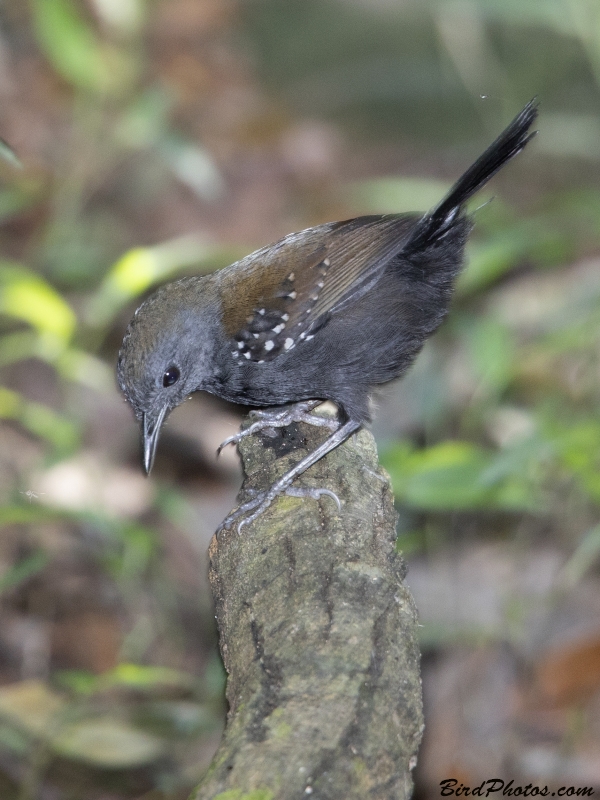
[{"left": 142, "top": 405, "right": 168, "bottom": 475}]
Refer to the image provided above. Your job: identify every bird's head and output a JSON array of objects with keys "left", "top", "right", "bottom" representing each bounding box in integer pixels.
[{"left": 117, "top": 277, "right": 220, "bottom": 473}]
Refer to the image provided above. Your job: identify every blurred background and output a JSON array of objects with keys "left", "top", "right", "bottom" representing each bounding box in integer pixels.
[{"left": 1, "top": 0, "right": 600, "bottom": 797}]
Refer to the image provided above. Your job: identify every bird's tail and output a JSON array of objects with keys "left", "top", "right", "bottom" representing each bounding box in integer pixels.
[{"left": 404, "top": 99, "right": 538, "bottom": 253}]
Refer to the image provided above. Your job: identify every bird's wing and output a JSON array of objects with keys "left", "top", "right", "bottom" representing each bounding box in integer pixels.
[{"left": 218, "top": 214, "right": 416, "bottom": 362}]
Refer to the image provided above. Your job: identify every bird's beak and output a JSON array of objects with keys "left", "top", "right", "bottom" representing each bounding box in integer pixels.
[{"left": 142, "top": 405, "right": 168, "bottom": 475}]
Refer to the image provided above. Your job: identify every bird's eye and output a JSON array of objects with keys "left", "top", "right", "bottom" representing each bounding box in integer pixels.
[{"left": 162, "top": 366, "right": 180, "bottom": 387}]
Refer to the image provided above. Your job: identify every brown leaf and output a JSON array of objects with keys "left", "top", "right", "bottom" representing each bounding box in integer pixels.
[
  {"left": 51, "top": 611, "right": 122, "bottom": 673},
  {"left": 536, "top": 636, "right": 600, "bottom": 705}
]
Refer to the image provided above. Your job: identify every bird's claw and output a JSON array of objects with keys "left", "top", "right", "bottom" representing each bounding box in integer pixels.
[
  {"left": 216, "top": 402, "right": 339, "bottom": 457},
  {"left": 215, "top": 402, "right": 351, "bottom": 534},
  {"left": 218, "top": 484, "right": 341, "bottom": 535},
  {"left": 284, "top": 485, "right": 341, "bottom": 511},
  {"left": 216, "top": 431, "right": 243, "bottom": 456}
]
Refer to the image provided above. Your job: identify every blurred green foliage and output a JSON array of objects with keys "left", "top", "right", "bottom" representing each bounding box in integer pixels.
[{"left": 1, "top": 0, "right": 600, "bottom": 795}]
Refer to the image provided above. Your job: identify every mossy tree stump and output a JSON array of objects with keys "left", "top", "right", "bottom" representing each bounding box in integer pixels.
[{"left": 192, "top": 411, "right": 423, "bottom": 800}]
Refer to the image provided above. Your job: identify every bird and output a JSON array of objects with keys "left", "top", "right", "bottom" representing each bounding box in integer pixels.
[{"left": 117, "top": 100, "right": 538, "bottom": 532}]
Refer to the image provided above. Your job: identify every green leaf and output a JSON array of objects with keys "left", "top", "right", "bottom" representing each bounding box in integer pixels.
[
  {"left": 0, "top": 722, "right": 30, "bottom": 754},
  {"left": 115, "top": 89, "right": 170, "bottom": 150},
  {"left": 30, "top": 0, "right": 126, "bottom": 93},
  {"left": 20, "top": 400, "right": 79, "bottom": 454},
  {"left": 134, "top": 700, "right": 217, "bottom": 738},
  {"left": 0, "top": 138, "right": 23, "bottom": 170},
  {"left": 0, "top": 504, "right": 64, "bottom": 526},
  {"left": 0, "top": 332, "right": 39, "bottom": 367},
  {"left": 86, "top": 237, "right": 233, "bottom": 327},
  {"left": 463, "top": 317, "right": 516, "bottom": 394},
  {"left": 472, "top": 0, "right": 579, "bottom": 36},
  {"left": 0, "top": 387, "right": 79, "bottom": 455},
  {"left": 213, "top": 791, "right": 274, "bottom": 800},
  {"left": 51, "top": 717, "right": 164, "bottom": 768},
  {"left": 537, "top": 113, "right": 600, "bottom": 161},
  {"left": 55, "top": 348, "right": 115, "bottom": 391},
  {"left": 460, "top": 233, "right": 529, "bottom": 294},
  {"left": 0, "top": 188, "right": 35, "bottom": 222},
  {"left": 106, "top": 523, "right": 157, "bottom": 582},
  {"left": 57, "top": 663, "right": 198, "bottom": 696},
  {"left": 0, "top": 262, "right": 76, "bottom": 345},
  {"left": 0, "top": 681, "right": 65, "bottom": 738},
  {"left": 382, "top": 439, "right": 540, "bottom": 511},
  {"left": 53, "top": 670, "right": 99, "bottom": 695},
  {"left": 546, "top": 417, "right": 600, "bottom": 503},
  {"left": 0, "top": 551, "right": 49, "bottom": 594},
  {"left": 202, "top": 652, "right": 227, "bottom": 700},
  {"left": 561, "top": 523, "right": 600, "bottom": 587},
  {"left": 161, "top": 137, "right": 225, "bottom": 201},
  {"left": 348, "top": 177, "right": 451, "bottom": 214},
  {"left": 0, "top": 387, "right": 20, "bottom": 418},
  {"left": 0, "top": 681, "right": 164, "bottom": 768},
  {"left": 103, "top": 663, "right": 197, "bottom": 692}
]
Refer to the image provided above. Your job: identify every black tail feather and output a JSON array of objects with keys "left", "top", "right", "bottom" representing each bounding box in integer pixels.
[{"left": 404, "top": 99, "right": 538, "bottom": 253}]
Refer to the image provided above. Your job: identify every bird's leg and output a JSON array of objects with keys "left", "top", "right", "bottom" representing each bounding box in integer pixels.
[
  {"left": 217, "top": 400, "right": 339, "bottom": 455},
  {"left": 218, "top": 418, "right": 361, "bottom": 534}
]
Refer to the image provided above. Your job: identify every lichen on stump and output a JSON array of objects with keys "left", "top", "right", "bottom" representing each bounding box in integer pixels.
[{"left": 192, "top": 412, "right": 424, "bottom": 800}]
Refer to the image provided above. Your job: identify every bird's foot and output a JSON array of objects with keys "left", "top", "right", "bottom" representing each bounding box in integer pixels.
[
  {"left": 218, "top": 482, "right": 341, "bottom": 535},
  {"left": 216, "top": 418, "right": 359, "bottom": 535},
  {"left": 284, "top": 486, "right": 341, "bottom": 510},
  {"left": 216, "top": 401, "right": 338, "bottom": 455}
]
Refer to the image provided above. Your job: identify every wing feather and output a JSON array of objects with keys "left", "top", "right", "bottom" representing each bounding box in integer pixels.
[{"left": 217, "top": 214, "right": 416, "bottom": 362}]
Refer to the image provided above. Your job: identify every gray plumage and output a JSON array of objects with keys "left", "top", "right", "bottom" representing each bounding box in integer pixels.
[{"left": 117, "top": 100, "right": 537, "bottom": 500}]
